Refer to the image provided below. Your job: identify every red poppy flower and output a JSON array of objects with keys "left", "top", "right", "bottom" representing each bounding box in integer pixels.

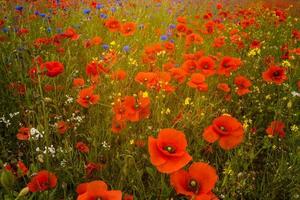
[
  {"left": 120, "top": 22, "right": 136, "bottom": 36},
  {"left": 292, "top": 29, "right": 300, "bottom": 40},
  {"left": 56, "top": 121, "right": 68, "bottom": 134},
  {"left": 234, "top": 75, "right": 252, "bottom": 96},
  {"left": 16, "top": 127, "right": 30, "bottom": 141},
  {"left": 217, "top": 83, "right": 230, "bottom": 93},
  {"left": 91, "top": 36, "right": 102, "bottom": 45},
  {"left": 76, "top": 87, "right": 100, "bottom": 108},
  {"left": 123, "top": 95, "right": 150, "bottom": 122},
  {"left": 17, "top": 161, "right": 28, "bottom": 176},
  {"left": 8, "top": 82, "right": 26, "bottom": 96},
  {"left": 111, "top": 69, "right": 127, "bottom": 81},
  {"left": 250, "top": 40, "right": 261, "bottom": 49},
  {"left": 63, "top": 27, "right": 80, "bottom": 40},
  {"left": 76, "top": 180, "right": 122, "bottom": 200},
  {"left": 266, "top": 120, "right": 285, "bottom": 138},
  {"left": 169, "top": 68, "right": 187, "bottom": 83},
  {"left": 204, "top": 21, "right": 215, "bottom": 34},
  {"left": 27, "top": 170, "right": 57, "bottom": 192},
  {"left": 203, "top": 115, "right": 244, "bottom": 150},
  {"left": 0, "top": 19, "right": 4, "bottom": 27},
  {"left": 262, "top": 66, "right": 287, "bottom": 85},
  {"left": 4, "top": 160, "right": 28, "bottom": 177},
  {"left": 148, "top": 128, "right": 192, "bottom": 173},
  {"left": 163, "top": 61, "right": 176, "bottom": 71},
  {"left": 40, "top": 61, "right": 64, "bottom": 77},
  {"left": 113, "top": 99, "right": 127, "bottom": 122},
  {"left": 135, "top": 72, "right": 157, "bottom": 89},
  {"left": 73, "top": 78, "right": 85, "bottom": 88},
  {"left": 177, "top": 16, "right": 187, "bottom": 24},
  {"left": 43, "top": 84, "right": 55, "bottom": 93},
  {"left": 18, "top": 28, "right": 29, "bottom": 36},
  {"left": 86, "top": 61, "right": 109, "bottom": 77},
  {"left": 182, "top": 60, "right": 198, "bottom": 74},
  {"left": 163, "top": 41, "right": 175, "bottom": 53},
  {"left": 197, "top": 57, "right": 216, "bottom": 76},
  {"left": 187, "top": 73, "right": 208, "bottom": 92},
  {"left": 155, "top": 72, "right": 173, "bottom": 92},
  {"left": 76, "top": 142, "right": 90, "bottom": 153},
  {"left": 176, "top": 23, "right": 188, "bottom": 35},
  {"left": 185, "top": 33, "right": 204, "bottom": 47},
  {"left": 123, "top": 194, "right": 134, "bottom": 200},
  {"left": 218, "top": 57, "right": 242, "bottom": 76},
  {"left": 105, "top": 17, "right": 121, "bottom": 32},
  {"left": 85, "top": 162, "right": 104, "bottom": 178},
  {"left": 111, "top": 119, "right": 126, "bottom": 133},
  {"left": 213, "top": 36, "right": 225, "bottom": 48},
  {"left": 170, "top": 162, "right": 218, "bottom": 199}
]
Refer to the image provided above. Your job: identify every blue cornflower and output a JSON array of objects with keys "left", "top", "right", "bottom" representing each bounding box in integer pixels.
[
  {"left": 83, "top": 9, "right": 91, "bottom": 15},
  {"left": 15, "top": 5, "right": 23, "bottom": 11},
  {"left": 2, "top": 27, "right": 9, "bottom": 33},
  {"left": 102, "top": 44, "right": 109, "bottom": 50},
  {"left": 123, "top": 45, "right": 130, "bottom": 52},
  {"left": 96, "top": 4, "right": 104, "bottom": 9},
  {"left": 111, "top": 7, "right": 116, "bottom": 12},
  {"left": 100, "top": 13, "right": 107, "bottom": 19},
  {"left": 160, "top": 35, "right": 168, "bottom": 41},
  {"left": 169, "top": 24, "right": 176, "bottom": 29}
]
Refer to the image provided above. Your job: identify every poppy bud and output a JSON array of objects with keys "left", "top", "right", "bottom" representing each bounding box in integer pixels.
[
  {"left": 0, "top": 170, "right": 15, "bottom": 191},
  {"left": 17, "top": 187, "right": 29, "bottom": 198}
]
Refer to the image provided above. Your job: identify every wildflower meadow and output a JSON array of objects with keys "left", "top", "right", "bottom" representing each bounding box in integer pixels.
[{"left": 0, "top": 0, "right": 300, "bottom": 199}]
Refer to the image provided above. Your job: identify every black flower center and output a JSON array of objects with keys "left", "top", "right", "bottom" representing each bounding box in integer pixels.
[
  {"left": 273, "top": 71, "right": 280, "bottom": 77},
  {"left": 223, "top": 63, "right": 230, "bottom": 68},
  {"left": 188, "top": 179, "right": 200, "bottom": 194}
]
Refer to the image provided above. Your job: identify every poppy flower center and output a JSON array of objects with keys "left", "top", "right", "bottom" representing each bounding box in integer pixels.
[
  {"left": 273, "top": 71, "right": 280, "bottom": 77},
  {"left": 164, "top": 146, "right": 175, "bottom": 153},
  {"left": 134, "top": 104, "right": 140, "bottom": 109},
  {"left": 188, "top": 179, "right": 200, "bottom": 194},
  {"left": 203, "top": 65, "right": 209, "bottom": 69},
  {"left": 223, "top": 63, "right": 229, "bottom": 68},
  {"left": 96, "top": 197, "right": 102, "bottom": 200},
  {"left": 219, "top": 126, "right": 226, "bottom": 131},
  {"left": 85, "top": 96, "right": 90, "bottom": 100}
]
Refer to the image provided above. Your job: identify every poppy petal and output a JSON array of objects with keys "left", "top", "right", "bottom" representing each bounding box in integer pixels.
[
  {"left": 189, "top": 162, "right": 218, "bottom": 194},
  {"left": 203, "top": 126, "right": 220, "bottom": 143},
  {"left": 219, "top": 134, "right": 244, "bottom": 150},
  {"left": 157, "top": 152, "right": 192, "bottom": 173},
  {"left": 148, "top": 137, "right": 167, "bottom": 166},
  {"left": 170, "top": 170, "right": 194, "bottom": 196}
]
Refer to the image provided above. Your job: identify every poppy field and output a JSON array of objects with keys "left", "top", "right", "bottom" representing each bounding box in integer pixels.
[{"left": 1, "top": 0, "right": 300, "bottom": 199}]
